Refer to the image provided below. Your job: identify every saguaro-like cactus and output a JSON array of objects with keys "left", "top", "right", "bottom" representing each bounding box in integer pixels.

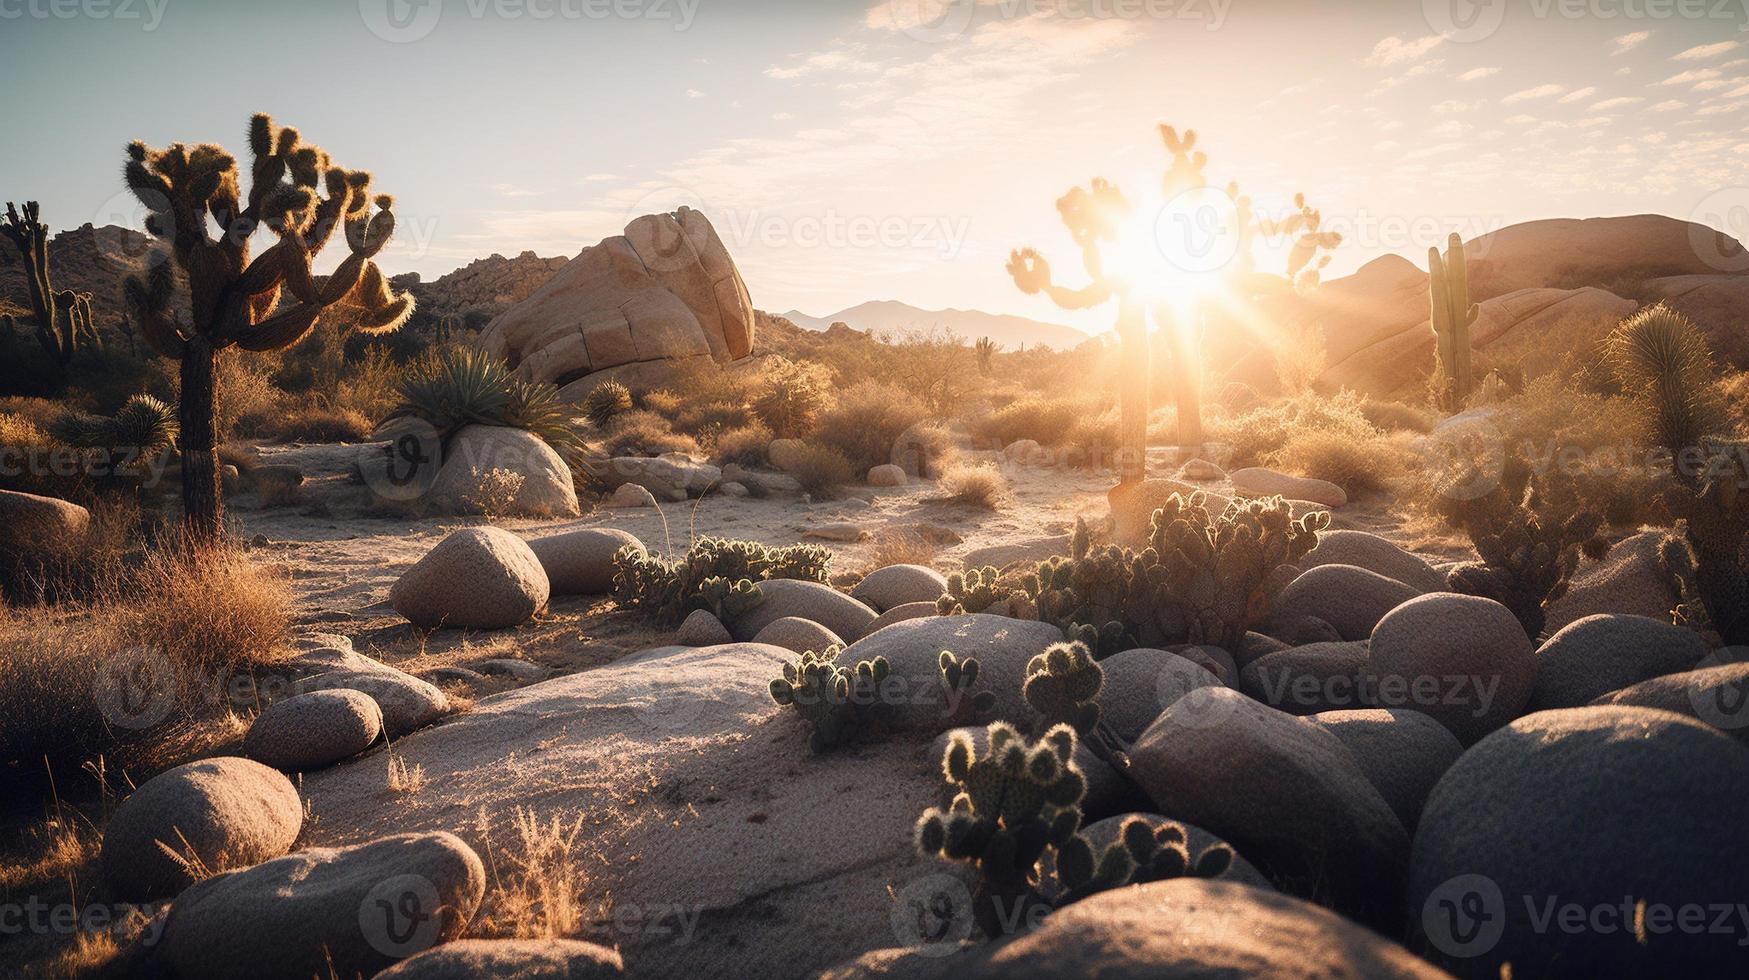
[
  {"left": 1429, "top": 232, "right": 1478, "bottom": 413},
  {"left": 974, "top": 336, "right": 998, "bottom": 377},
  {"left": 120, "top": 114, "right": 415, "bottom": 535},
  {"left": 1, "top": 201, "right": 102, "bottom": 367}
]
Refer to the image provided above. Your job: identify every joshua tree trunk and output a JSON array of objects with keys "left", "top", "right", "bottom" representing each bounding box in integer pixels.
[
  {"left": 1156, "top": 303, "right": 1204, "bottom": 452},
  {"left": 1116, "top": 300, "right": 1149, "bottom": 485},
  {"left": 179, "top": 338, "right": 223, "bottom": 537}
]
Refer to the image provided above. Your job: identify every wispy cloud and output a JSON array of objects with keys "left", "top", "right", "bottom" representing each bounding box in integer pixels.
[
  {"left": 1363, "top": 34, "right": 1444, "bottom": 67},
  {"left": 1660, "top": 68, "right": 1722, "bottom": 86},
  {"left": 1590, "top": 96, "right": 1643, "bottom": 111},
  {"left": 1503, "top": 84, "right": 1564, "bottom": 103},
  {"left": 491, "top": 183, "right": 540, "bottom": 198},
  {"left": 1674, "top": 41, "right": 1740, "bottom": 61},
  {"left": 685, "top": 88, "right": 706, "bottom": 98},
  {"left": 1612, "top": 31, "right": 1651, "bottom": 55},
  {"left": 1457, "top": 66, "right": 1500, "bottom": 81},
  {"left": 1649, "top": 99, "right": 1688, "bottom": 111},
  {"left": 1557, "top": 86, "right": 1597, "bottom": 104}
]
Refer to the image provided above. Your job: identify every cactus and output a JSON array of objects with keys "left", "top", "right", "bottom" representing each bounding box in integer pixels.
[
  {"left": 1277, "top": 193, "right": 1343, "bottom": 294},
  {"left": 611, "top": 536, "right": 831, "bottom": 625},
  {"left": 582, "top": 380, "right": 633, "bottom": 428},
  {"left": 1604, "top": 305, "right": 1747, "bottom": 644},
  {"left": 914, "top": 722, "right": 1088, "bottom": 937},
  {"left": 974, "top": 336, "right": 998, "bottom": 377},
  {"left": 1, "top": 201, "right": 102, "bottom": 370},
  {"left": 770, "top": 645, "right": 896, "bottom": 752},
  {"left": 1055, "top": 817, "right": 1235, "bottom": 904},
  {"left": 1429, "top": 232, "right": 1479, "bottom": 413},
  {"left": 939, "top": 650, "right": 997, "bottom": 727},
  {"left": 1022, "top": 641, "right": 1103, "bottom": 736},
  {"left": 1440, "top": 456, "right": 1606, "bottom": 640},
  {"left": 936, "top": 565, "right": 1032, "bottom": 617},
  {"left": 120, "top": 115, "right": 416, "bottom": 535}
]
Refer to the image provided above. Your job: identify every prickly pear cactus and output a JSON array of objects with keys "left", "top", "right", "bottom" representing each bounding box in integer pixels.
[
  {"left": 1055, "top": 817, "right": 1235, "bottom": 904},
  {"left": 612, "top": 536, "right": 830, "bottom": 625},
  {"left": 770, "top": 645, "right": 896, "bottom": 753},
  {"left": 936, "top": 565, "right": 1032, "bottom": 617},
  {"left": 914, "top": 722, "right": 1089, "bottom": 937},
  {"left": 1023, "top": 642, "right": 1103, "bottom": 736},
  {"left": 939, "top": 650, "right": 997, "bottom": 727},
  {"left": 696, "top": 576, "right": 763, "bottom": 623}
]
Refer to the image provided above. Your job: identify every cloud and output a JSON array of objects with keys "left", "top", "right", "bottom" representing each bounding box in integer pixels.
[
  {"left": 1557, "top": 86, "right": 1597, "bottom": 104},
  {"left": 685, "top": 88, "right": 706, "bottom": 98},
  {"left": 581, "top": 173, "right": 618, "bottom": 183},
  {"left": 1649, "top": 99, "right": 1688, "bottom": 111},
  {"left": 1433, "top": 99, "right": 1477, "bottom": 113},
  {"left": 1612, "top": 31, "right": 1650, "bottom": 55},
  {"left": 1589, "top": 96, "right": 1643, "bottom": 111},
  {"left": 490, "top": 183, "right": 539, "bottom": 198},
  {"left": 1457, "top": 66, "right": 1500, "bottom": 81},
  {"left": 765, "top": 48, "right": 884, "bottom": 80},
  {"left": 1363, "top": 34, "right": 1445, "bottom": 67},
  {"left": 1695, "top": 101, "right": 1744, "bottom": 115},
  {"left": 1660, "top": 68, "right": 1721, "bottom": 86},
  {"left": 1674, "top": 41, "right": 1740, "bottom": 61},
  {"left": 1503, "top": 84, "right": 1564, "bottom": 103},
  {"left": 1504, "top": 114, "right": 1538, "bottom": 125}
]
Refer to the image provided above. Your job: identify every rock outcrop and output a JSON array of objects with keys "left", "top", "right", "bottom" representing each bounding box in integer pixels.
[{"left": 480, "top": 207, "right": 754, "bottom": 399}]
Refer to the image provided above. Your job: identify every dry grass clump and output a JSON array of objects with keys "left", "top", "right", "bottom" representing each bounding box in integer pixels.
[
  {"left": 473, "top": 807, "right": 593, "bottom": 940},
  {"left": 600, "top": 410, "right": 699, "bottom": 458},
  {"left": 970, "top": 397, "right": 1084, "bottom": 448},
  {"left": 1720, "top": 371, "right": 1749, "bottom": 439},
  {"left": 1359, "top": 398, "right": 1435, "bottom": 433},
  {"left": 861, "top": 526, "right": 938, "bottom": 572},
  {"left": 639, "top": 389, "right": 684, "bottom": 417},
  {"left": 936, "top": 463, "right": 1011, "bottom": 510},
  {"left": 265, "top": 404, "right": 374, "bottom": 444},
  {"left": 813, "top": 381, "right": 929, "bottom": 473},
  {"left": 785, "top": 442, "right": 855, "bottom": 497},
  {"left": 712, "top": 422, "right": 772, "bottom": 467},
  {"left": 1, "top": 536, "right": 292, "bottom": 774},
  {"left": 1266, "top": 430, "right": 1406, "bottom": 496},
  {"left": 753, "top": 363, "right": 828, "bottom": 438},
  {"left": 1213, "top": 390, "right": 1377, "bottom": 467}
]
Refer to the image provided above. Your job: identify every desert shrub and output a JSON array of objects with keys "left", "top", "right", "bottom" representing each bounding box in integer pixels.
[
  {"left": 672, "top": 399, "right": 756, "bottom": 438},
  {"left": 266, "top": 404, "right": 373, "bottom": 443},
  {"left": 0, "top": 496, "right": 141, "bottom": 605},
  {"left": 876, "top": 327, "right": 979, "bottom": 413},
  {"left": 600, "top": 410, "right": 699, "bottom": 458},
  {"left": 786, "top": 442, "right": 855, "bottom": 497},
  {"left": 1359, "top": 398, "right": 1435, "bottom": 433},
  {"left": 387, "top": 347, "right": 581, "bottom": 455},
  {"left": 582, "top": 381, "right": 633, "bottom": 428},
  {"left": 1, "top": 536, "right": 290, "bottom": 773},
  {"left": 1212, "top": 390, "right": 1377, "bottom": 468},
  {"left": 938, "top": 464, "right": 1011, "bottom": 510},
  {"left": 461, "top": 468, "right": 528, "bottom": 519},
  {"left": 813, "top": 381, "right": 929, "bottom": 473},
  {"left": 1273, "top": 322, "right": 1328, "bottom": 396},
  {"left": 1266, "top": 430, "right": 1404, "bottom": 495},
  {"left": 861, "top": 526, "right": 937, "bottom": 572},
  {"left": 214, "top": 352, "right": 285, "bottom": 440},
  {"left": 1720, "top": 371, "right": 1749, "bottom": 439},
  {"left": 472, "top": 806, "right": 592, "bottom": 940},
  {"left": 0, "top": 411, "right": 53, "bottom": 451},
  {"left": 713, "top": 422, "right": 772, "bottom": 467},
  {"left": 971, "top": 397, "right": 1084, "bottom": 448},
  {"left": 640, "top": 389, "right": 684, "bottom": 418},
  {"left": 753, "top": 366, "right": 826, "bottom": 438},
  {"left": 334, "top": 345, "right": 408, "bottom": 423},
  {"left": 611, "top": 536, "right": 832, "bottom": 624}
]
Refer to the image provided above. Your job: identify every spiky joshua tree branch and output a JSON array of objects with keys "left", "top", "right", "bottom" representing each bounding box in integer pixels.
[{"left": 121, "top": 113, "right": 415, "bottom": 536}]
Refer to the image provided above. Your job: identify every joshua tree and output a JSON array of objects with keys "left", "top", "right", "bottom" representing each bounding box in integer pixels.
[
  {"left": 121, "top": 114, "right": 415, "bottom": 536},
  {"left": 974, "top": 336, "right": 998, "bottom": 377},
  {"left": 1, "top": 201, "right": 102, "bottom": 368}
]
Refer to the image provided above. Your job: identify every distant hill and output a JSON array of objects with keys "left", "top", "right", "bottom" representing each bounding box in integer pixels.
[
  {"left": 0, "top": 222, "right": 162, "bottom": 323},
  {"left": 782, "top": 300, "right": 1088, "bottom": 351},
  {"left": 395, "top": 250, "right": 569, "bottom": 325}
]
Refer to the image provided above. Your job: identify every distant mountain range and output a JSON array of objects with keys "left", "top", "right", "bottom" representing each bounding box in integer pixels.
[{"left": 781, "top": 300, "right": 1090, "bottom": 351}]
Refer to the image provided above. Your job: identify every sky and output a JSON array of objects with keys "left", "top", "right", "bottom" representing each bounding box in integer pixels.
[{"left": 3, "top": 0, "right": 1747, "bottom": 334}]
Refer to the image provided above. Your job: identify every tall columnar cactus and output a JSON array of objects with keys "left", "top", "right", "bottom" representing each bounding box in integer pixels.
[
  {"left": 914, "top": 722, "right": 1089, "bottom": 937},
  {"left": 120, "top": 114, "right": 416, "bottom": 536},
  {"left": 1429, "top": 232, "right": 1478, "bottom": 413},
  {"left": 1606, "top": 305, "right": 1747, "bottom": 644},
  {"left": 1, "top": 201, "right": 102, "bottom": 368},
  {"left": 974, "top": 336, "right": 998, "bottom": 377}
]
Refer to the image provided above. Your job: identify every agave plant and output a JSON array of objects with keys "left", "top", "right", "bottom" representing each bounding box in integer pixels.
[
  {"left": 385, "top": 347, "right": 580, "bottom": 456},
  {"left": 49, "top": 393, "right": 180, "bottom": 460}
]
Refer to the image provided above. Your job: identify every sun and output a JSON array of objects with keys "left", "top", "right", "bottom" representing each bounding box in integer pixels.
[{"left": 1107, "top": 186, "right": 1243, "bottom": 320}]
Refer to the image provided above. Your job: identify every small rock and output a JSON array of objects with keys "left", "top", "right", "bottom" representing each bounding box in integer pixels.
[
  {"left": 243, "top": 690, "right": 383, "bottom": 772},
  {"left": 1240, "top": 641, "right": 1371, "bottom": 715},
  {"left": 101, "top": 757, "right": 303, "bottom": 901},
  {"left": 1229, "top": 467, "right": 1347, "bottom": 507},
  {"left": 766, "top": 438, "right": 807, "bottom": 473},
  {"left": 419, "top": 666, "right": 487, "bottom": 686},
  {"left": 525, "top": 527, "right": 644, "bottom": 596},
  {"left": 867, "top": 464, "right": 907, "bottom": 487},
  {"left": 850, "top": 564, "right": 948, "bottom": 612},
  {"left": 676, "top": 609, "right": 733, "bottom": 646},
  {"left": 1269, "top": 564, "right": 1421, "bottom": 641},
  {"left": 605, "top": 483, "right": 658, "bottom": 508},
  {"left": 1098, "top": 648, "right": 1225, "bottom": 740},
  {"left": 1175, "top": 458, "right": 1226, "bottom": 481},
  {"left": 373, "top": 939, "right": 625, "bottom": 979},
  {"left": 476, "top": 659, "right": 548, "bottom": 683},
  {"left": 1002, "top": 439, "right": 1045, "bottom": 465},
  {"left": 391, "top": 527, "right": 550, "bottom": 630},
  {"left": 293, "top": 668, "right": 448, "bottom": 738},
  {"left": 803, "top": 522, "right": 866, "bottom": 542},
  {"left": 719, "top": 481, "right": 749, "bottom": 497}
]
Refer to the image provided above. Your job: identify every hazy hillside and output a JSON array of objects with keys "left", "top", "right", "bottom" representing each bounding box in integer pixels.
[{"left": 783, "top": 299, "right": 1089, "bottom": 351}]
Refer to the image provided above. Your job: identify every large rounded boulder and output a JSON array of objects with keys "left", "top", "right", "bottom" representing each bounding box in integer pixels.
[
  {"left": 373, "top": 938, "right": 624, "bottom": 979},
  {"left": 1544, "top": 530, "right": 1680, "bottom": 632},
  {"left": 391, "top": 526, "right": 550, "bottom": 630},
  {"left": 731, "top": 579, "right": 876, "bottom": 644},
  {"left": 1408, "top": 706, "right": 1749, "bottom": 978},
  {"left": 1269, "top": 564, "right": 1421, "bottom": 641},
  {"left": 525, "top": 527, "right": 643, "bottom": 595},
  {"left": 850, "top": 564, "right": 948, "bottom": 612},
  {"left": 1300, "top": 530, "right": 1445, "bottom": 593},
  {"left": 101, "top": 757, "right": 303, "bottom": 900},
  {"left": 1310, "top": 708, "right": 1463, "bottom": 831},
  {"left": 1590, "top": 657, "right": 1749, "bottom": 742},
  {"left": 1368, "top": 593, "right": 1534, "bottom": 744},
  {"left": 158, "top": 832, "right": 487, "bottom": 980},
  {"left": 1129, "top": 686, "right": 1408, "bottom": 921},
  {"left": 243, "top": 689, "right": 383, "bottom": 772},
  {"left": 425, "top": 425, "right": 580, "bottom": 517},
  {"left": 1097, "top": 648, "right": 1226, "bottom": 740},
  {"left": 840, "top": 614, "right": 1063, "bottom": 729},
  {"left": 1240, "top": 641, "right": 1371, "bottom": 715},
  {"left": 1530, "top": 613, "right": 1708, "bottom": 710}
]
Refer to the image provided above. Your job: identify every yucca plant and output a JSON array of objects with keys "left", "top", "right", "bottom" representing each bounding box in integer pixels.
[
  {"left": 582, "top": 380, "right": 633, "bottom": 428},
  {"left": 48, "top": 393, "right": 181, "bottom": 475},
  {"left": 386, "top": 347, "right": 579, "bottom": 457}
]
